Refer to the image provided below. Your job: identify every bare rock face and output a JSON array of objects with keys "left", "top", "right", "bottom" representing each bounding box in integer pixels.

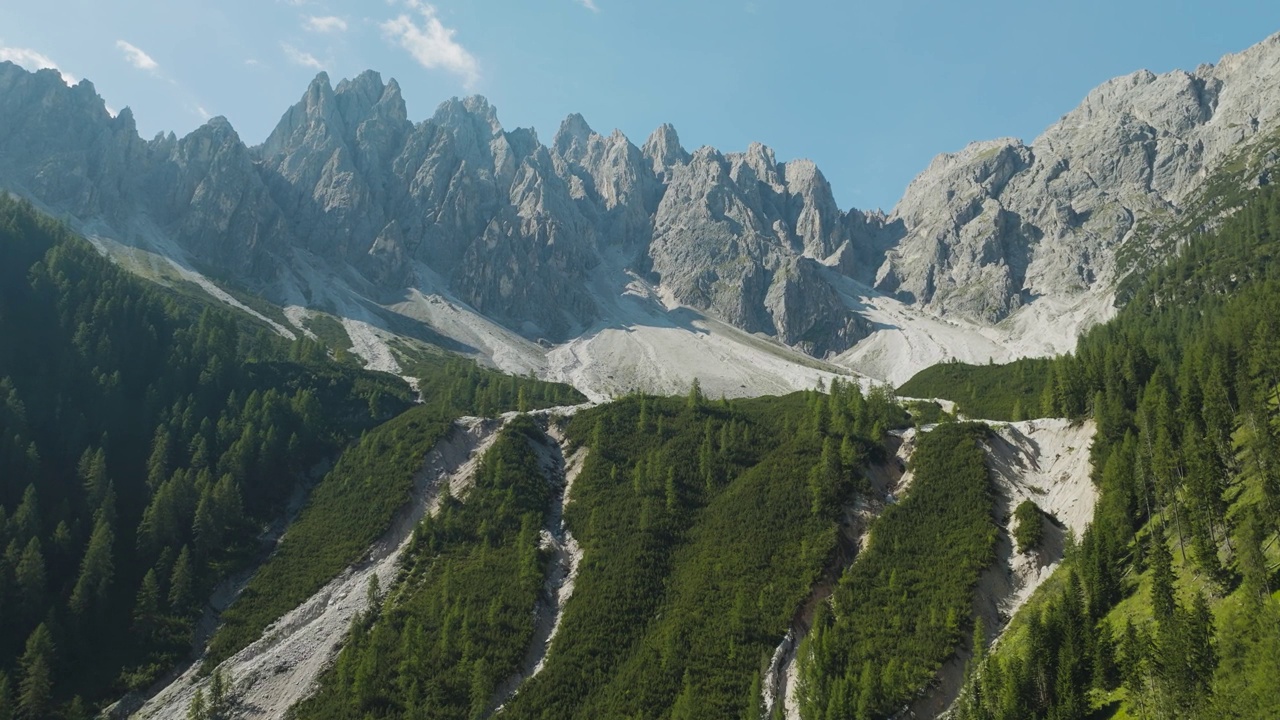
[
  {"left": 766, "top": 257, "right": 871, "bottom": 356},
  {"left": 646, "top": 142, "right": 874, "bottom": 352},
  {"left": 166, "top": 118, "right": 290, "bottom": 279},
  {"left": 2, "top": 31, "right": 1280, "bottom": 357},
  {"left": 256, "top": 70, "right": 410, "bottom": 264},
  {"left": 877, "top": 32, "right": 1280, "bottom": 323}
]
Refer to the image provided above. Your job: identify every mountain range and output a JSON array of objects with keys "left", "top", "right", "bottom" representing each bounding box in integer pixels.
[{"left": 4, "top": 33, "right": 1280, "bottom": 395}]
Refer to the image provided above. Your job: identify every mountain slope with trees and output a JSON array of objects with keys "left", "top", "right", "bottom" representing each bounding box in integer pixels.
[
  {"left": 948, "top": 184, "right": 1280, "bottom": 720},
  {"left": 0, "top": 197, "right": 584, "bottom": 718},
  {"left": 0, "top": 196, "right": 412, "bottom": 714},
  {"left": 291, "top": 382, "right": 915, "bottom": 720}
]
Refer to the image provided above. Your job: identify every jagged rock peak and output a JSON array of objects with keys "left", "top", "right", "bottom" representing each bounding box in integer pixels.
[
  {"left": 112, "top": 106, "right": 137, "bottom": 131},
  {"left": 738, "top": 141, "right": 783, "bottom": 188},
  {"left": 260, "top": 71, "right": 340, "bottom": 157},
  {"left": 432, "top": 95, "right": 503, "bottom": 135},
  {"left": 303, "top": 71, "right": 336, "bottom": 108},
  {"left": 334, "top": 69, "right": 384, "bottom": 99},
  {"left": 334, "top": 70, "right": 408, "bottom": 125},
  {"left": 195, "top": 115, "right": 240, "bottom": 139},
  {"left": 553, "top": 112, "right": 597, "bottom": 160},
  {"left": 0, "top": 62, "right": 112, "bottom": 120},
  {"left": 783, "top": 157, "right": 824, "bottom": 185},
  {"left": 643, "top": 123, "right": 689, "bottom": 177}
]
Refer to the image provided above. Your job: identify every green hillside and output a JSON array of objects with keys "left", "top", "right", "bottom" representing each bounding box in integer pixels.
[
  {"left": 0, "top": 198, "right": 583, "bottom": 717},
  {"left": 951, "top": 184, "right": 1280, "bottom": 720},
  {"left": 0, "top": 196, "right": 410, "bottom": 713}
]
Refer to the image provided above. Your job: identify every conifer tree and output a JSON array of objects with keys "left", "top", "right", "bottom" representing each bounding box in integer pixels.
[
  {"left": 147, "top": 427, "right": 173, "bottom": 491},
  {"left": 133, "top": 569, "right": 162, "bottom": 639},
  {"left": 77, "top": 447, "right": 108, "bottom": 508},
  {"left": 169, "top": 545, "right": 195, "bottom": 613},
  {"left": 1238, "top": 507, "right": 1273, "bottom": 600},
  {"left": 10, "top": 485, "right": 38, "bottom": 542},
  {"left": 1150, "top": 526, "right": 1176, "bottom": 623},
  {"left": 17, "top": 624, "right": 53, "bottom": 720},
  {"left": 14, "top": 538, "right": 44, "bottom": 619},
  {"left": 686, "top": 379, "right": 703, "bottom": 411},
  {"left": 70, "top": 516, "right": 115, "bottom": 615},
  {"left": 192, "top": 489, "right": 220, "bottom": 558},
  {"left": 0, "top": 672, "right": 13, "bottom": 720},
  {"left": 187, "top": 688, "right": 207, "bottom": 720}
]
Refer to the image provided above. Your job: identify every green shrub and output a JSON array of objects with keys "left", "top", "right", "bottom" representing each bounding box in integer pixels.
[{"left": 1013, "top": 499, "right": 1044, "bottom": 553}]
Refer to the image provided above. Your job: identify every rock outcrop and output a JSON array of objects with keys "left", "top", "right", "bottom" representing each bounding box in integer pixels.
[{"left": 875, "top": 32, "right": 1280, "bottom": 322}]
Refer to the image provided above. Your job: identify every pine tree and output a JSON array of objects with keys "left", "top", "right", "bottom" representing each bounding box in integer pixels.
[
  {"left": 0, "top": 672, "right": 13, "bottom": 720},
  {"left": 1118, "top": 619, "right": 1151, "bottom": 715},
  {"left": 147, "top": 426, "right": 172, "bottom": 491},
  {"left": 14, "top": 538, "right": 44, "bottom": 619},
  {"left": 77, "top": 447, "right": 108, "bottom": 508},
  {"left": 187, "top": 688, "right": 207, "bottom": 720},
  {"left": 10, "top": 485, "right": 38, "bottom": 542},
  {"left": 64, "top": 697, "right": 89, "bottom": 720},
  {"left": 1185, "top": 593, "right": 1218, "bottom": 705},
  {"left": 70, "top": 516, "right": 115, "bottom": 615},
  {"left": 745, "top": 670, "right": 763, "bottom": 720},
  {"left": 468, "top": 659, "right": 488, "bottom": 720},
  {"left": 686, "top": 378, "right": 703, "bottom": 411},
  {"left": 670, "top": 671, "right": 697, "bottom": 720},
  {"left": 192, "top": 489, "right": 220, "bottom": 558},
  {"left": 1238, "top": 506, "right": 1273, "bottom": 600},
  {"left": 169, "top": 545, "right": 195, "bottom": 613},
  {"left": 133, "top": 569, "right": 162, "bottom": 639},
  {"left": 855, "top": 661, "right": 877, "bottom": 720},
  {"left": 1149, "top": 526, "right": 1176, "bottom": 623},
  {"left": 17, "top": 624, "right": 53, "bottom": 720},
  {"left": 212, "top": 474, "right": 243, "bottom": 534},
  {"left": 208, "top": 669, "right": 229, "bottom": 720},
  {"left": 1092, "top": 621, "right": 1118, "bottom": 691}
]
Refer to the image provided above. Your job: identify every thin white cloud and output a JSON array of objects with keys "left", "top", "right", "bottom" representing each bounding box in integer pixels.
[
  {"left": 304, "top": 15, "right": 348, "bottom": 33},
  {"left": 576, "top": 0, "right": 600, "bottom": 11},
  {"left": 381, "top": 1, "right": 480, "bottom": 89},
  {"left": 0, "top": 45, "right": 76, "bottom": 84},
  {"left": 116, "top": 40, "right": 159, "bottom": 72},
  {"left": 281, "top": 42, "right": 324, "bottom": 69}
]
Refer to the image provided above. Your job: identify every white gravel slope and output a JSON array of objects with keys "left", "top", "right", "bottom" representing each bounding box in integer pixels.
[
  {"left": 827, "top": 273, "right": 1115, "bottom": 387},
  {"left": 911, "top": 418, "right": 1098, "bottom": 718},
  {"left": 131, "top": 416, "right": 504, "bottom": 720}
]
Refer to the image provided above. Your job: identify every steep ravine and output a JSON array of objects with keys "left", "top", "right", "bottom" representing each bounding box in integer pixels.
[
  {"left": 766, "top": 419, "right": 1096, "bottom": 720},
  {"left": 908, "top": 419, "right": 1097, "bottom": 719},
  {"left": 489, "top": 422, "right": 589, "bottom": 713},
  {"left": 763, "top": 430, "right": 916, "bottom": 719},
  {"left": 126, "top": 415, "right": 507, "bottom": 720}
]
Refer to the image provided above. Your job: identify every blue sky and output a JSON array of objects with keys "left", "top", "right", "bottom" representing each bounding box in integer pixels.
[{"left": 3, "top": 1, "right": 1280, "bottom": 211}]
